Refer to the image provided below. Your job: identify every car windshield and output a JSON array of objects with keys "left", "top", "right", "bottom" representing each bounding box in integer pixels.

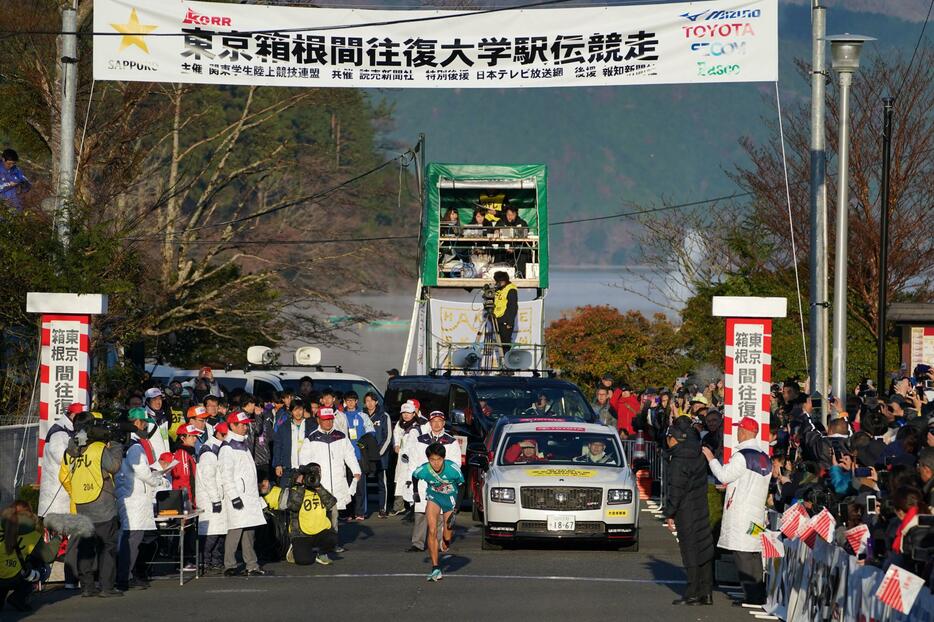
[
  {"left": 498, "top": 431, "right": 623, "bottom": 467},
  {"left": 476, "top": 386, "right": 594, "bottom": 422}
]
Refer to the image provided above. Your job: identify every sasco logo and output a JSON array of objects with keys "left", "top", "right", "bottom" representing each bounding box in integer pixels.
[
  {"left": 680, "top": 8, "right": 762, "bottom": 21},
  {"left": 182, "top": 7, "right": 232, "bottom": 27}
]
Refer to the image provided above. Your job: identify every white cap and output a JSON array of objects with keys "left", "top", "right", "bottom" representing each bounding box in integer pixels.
[
  {"left": 400, "top": 402, "right": 417, "bottom": 414},
  {"left": 144, "top": 387, "right": 163, "bottom": 399}
]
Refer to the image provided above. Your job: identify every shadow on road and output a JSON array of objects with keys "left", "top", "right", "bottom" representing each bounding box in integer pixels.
[{"left": 643, "top": 555, "right": 686, "bottom": 595}]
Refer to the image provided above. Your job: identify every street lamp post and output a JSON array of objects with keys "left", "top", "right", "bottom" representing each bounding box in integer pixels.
[{"left": 827, "top": 34, "right": 875, "bottom": 401}]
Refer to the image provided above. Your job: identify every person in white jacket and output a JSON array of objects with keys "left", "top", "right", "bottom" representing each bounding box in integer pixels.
[
  {"left": 391, "top": 401, "right": 429, "bottom": 515},
  {"left": 116, "top": 408, "right": 170, "bottom": 590},
  {"left": 219, "top": 411, "right": 267, "bottom": 576},
  {"left": 39, "top": 402, "right": 83, "bottom": 588},
  {"left": 407, "top": 411, "right": 461, "bottom": 553},
  {"left": 298, "top": 407, "right": 360, "bottom": 549},
  {"left": 701, "top": 416, "right": 771, "bottom": 606},
  {"left": 39, "top": 402, "right": 83, "bottom": 517},
  {"left": 197, "top": 421, "right": 229, "bottom": 573}
]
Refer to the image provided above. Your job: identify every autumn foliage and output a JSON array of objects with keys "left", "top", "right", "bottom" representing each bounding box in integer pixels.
[{"left": 545, "top": 305, "right": 685, "bottom": 394}]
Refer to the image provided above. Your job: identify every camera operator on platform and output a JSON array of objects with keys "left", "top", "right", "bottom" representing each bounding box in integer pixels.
[
  {"left": 59, "top": 412, "right": 125, "bottom": 598},
  {"left": 491, "top": 271, "right": 518, "bottom": 353}
]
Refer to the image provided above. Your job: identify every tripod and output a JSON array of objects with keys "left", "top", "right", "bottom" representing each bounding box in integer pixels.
[{"left": 475, "top": 305, "right": 506, "bottom": 371}]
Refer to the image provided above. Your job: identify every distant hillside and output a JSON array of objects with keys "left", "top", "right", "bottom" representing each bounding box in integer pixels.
[{"left": 375, "top": 2, "right": 917, "bottom": 265}]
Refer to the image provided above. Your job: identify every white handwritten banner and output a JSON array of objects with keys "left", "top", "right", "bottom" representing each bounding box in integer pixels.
[{"left": 93, "top": 0, "right": 778, "bottom": 88}]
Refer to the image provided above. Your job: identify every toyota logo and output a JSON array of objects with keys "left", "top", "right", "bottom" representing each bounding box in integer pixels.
[{"left": 555, "top": 493, "right": 567, "bottom": 503}]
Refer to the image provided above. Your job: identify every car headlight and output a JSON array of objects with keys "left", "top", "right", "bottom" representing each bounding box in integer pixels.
[
  {"left": 607, "top": 489, "right": 632, "bottom": 505},
  {"left": 490, "top": 487, "right": 516, "bottom": 503}
]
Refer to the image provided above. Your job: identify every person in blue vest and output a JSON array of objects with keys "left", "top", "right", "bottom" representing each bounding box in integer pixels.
[
  {"left": 0, "top": 149, "right": 30, "bottom": 209},
  {"left": 702, "top": 416, "right": 771, "bottom": 607},
  {"left": 273, "top": 399, "right": 311, "bottom": 488},
  {"left": 342, "top": 391, "right": 375, "bottom": 521}
]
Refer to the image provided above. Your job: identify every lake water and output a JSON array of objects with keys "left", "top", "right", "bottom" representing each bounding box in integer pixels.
[{"left": 308, "top": 266, "right": 678, "bottom": 386}]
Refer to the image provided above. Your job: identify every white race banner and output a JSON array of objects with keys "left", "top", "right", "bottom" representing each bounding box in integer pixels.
[{"left": 93, "top": 0, "right": 778, "bottom": 89}]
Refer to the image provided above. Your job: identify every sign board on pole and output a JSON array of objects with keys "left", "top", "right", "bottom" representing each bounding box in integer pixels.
[
  {"left": 38, "top": 315, "right": 91, "bottom": 476},
  {"left": 28, "top": 292, "right": 106, "bottom": 483},
  {"left": 93, "top": 0, "right": 778, "bottom": 89},
  {"left": 713, "top": 296, "right": 786, "bottom": 461}
]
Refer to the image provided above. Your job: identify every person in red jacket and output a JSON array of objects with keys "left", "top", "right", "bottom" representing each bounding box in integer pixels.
[
  {"left": 610, "top": 383, "right": 641, "bottom": 439},
  {"left": 171, "top": 423, "right": 200, "bottom": 509},
  {"left": 171, "top": 423, "right": 201, "bottom": 571}
]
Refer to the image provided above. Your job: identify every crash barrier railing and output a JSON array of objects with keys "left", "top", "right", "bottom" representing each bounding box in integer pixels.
[
  {"left": 620, "top": 438, "right": 666, "bottom": 509},
  {"left": 764, "top": 535, "right": 934, "bottom": 621},
  {"left": 0, "top": 423, "right": 38, "bottom": 507}
]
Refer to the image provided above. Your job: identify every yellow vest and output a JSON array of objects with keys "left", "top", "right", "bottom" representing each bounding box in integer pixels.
[
  {"left": 263, "top": 486, "right": 284, "bottom": 511},
  {"left": 0, "top": 527, "right": 40, "bottom": 579},
  {"left": 493, "top": 282, "right": 517, "bottom": 318},
  {"left": 168, "top": 409, "right": 185, "bottom": 442},
  {"left": 297, "top": 490, "right": 330, "bottom": 536},
  {"left": 60, "top": 442, "right": 108, "bottom": 505}
]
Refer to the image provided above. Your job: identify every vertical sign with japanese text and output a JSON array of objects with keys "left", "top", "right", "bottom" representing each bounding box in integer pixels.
[
  {"left": 38, "top": 315, "right": 91, "bottom": 475},
  {"left": 723, "top": 318, "right": 771, "bottom": 461}
]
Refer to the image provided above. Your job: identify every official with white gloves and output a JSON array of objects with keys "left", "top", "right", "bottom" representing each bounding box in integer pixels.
[
  {"left": 219, "top": 411, "right": 267, "bottom": 576},
  {"left": 298, "top": 407, "right": 360, "bottom": 547},
  {"left": 196, "top": 421, "right": 229, "bottom": 573}
]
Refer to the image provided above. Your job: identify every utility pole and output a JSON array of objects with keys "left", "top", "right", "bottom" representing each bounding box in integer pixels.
[
  {"left": 401, "top": 133, "right": 426, "bottom": 374},
  {"left": 56, "top": 6, "right": 78, "bottom": 248},
  {"left": 877, "top": 97, "right": 894, "bottom": 390},
  {"left": 808, "top": 1, "right": 829, "bottom": 417}
]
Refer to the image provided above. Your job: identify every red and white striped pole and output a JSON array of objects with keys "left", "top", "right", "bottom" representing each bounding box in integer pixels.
[{"left": 712, "top": 296, "right": 787, "bottom": 462}]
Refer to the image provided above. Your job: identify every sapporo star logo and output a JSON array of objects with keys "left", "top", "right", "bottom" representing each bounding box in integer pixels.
[{"left": 110, "top": 8, "right": 158, "bottom": 53}]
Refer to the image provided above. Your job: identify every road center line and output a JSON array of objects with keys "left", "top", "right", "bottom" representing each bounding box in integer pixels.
[{"left": 224, "top": 573, "right": 686, "bottom": 584}]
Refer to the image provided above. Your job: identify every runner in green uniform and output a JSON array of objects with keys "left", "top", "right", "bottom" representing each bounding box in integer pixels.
[{"left": 411, "top": 442, "right": 464, "bottom": 582}]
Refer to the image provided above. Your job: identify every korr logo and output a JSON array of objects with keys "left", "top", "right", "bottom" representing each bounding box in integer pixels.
[{"left": 182, "top": 7, "right": 232, "bottom": 27}]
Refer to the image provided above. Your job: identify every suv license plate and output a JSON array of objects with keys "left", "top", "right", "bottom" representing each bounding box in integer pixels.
[{"left": 547, "top": 516, "right": 576, "bottom": 532}]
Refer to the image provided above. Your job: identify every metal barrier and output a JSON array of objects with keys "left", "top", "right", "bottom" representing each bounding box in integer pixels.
[
  {"left": 620, "top": 438, "right": 667, "bottom": 509},
  {"left": 0, "top": 423, "right": 38, "bottom": 507}
]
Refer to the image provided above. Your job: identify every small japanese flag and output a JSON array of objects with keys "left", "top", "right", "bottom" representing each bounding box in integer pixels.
[
  {"left": 761, "top": 530, "right": 784, "bottom": 559},
  {"left": 780, "top": 503, "right": 809, "bottom": 539},
  {"left": 845, "top": 524, "right": 870, "bottom": 556},
  {"left": 800, "top": 508, "right": 835, "bottom": 548},
  {"left": 876, "top": 564, "right": 925, "bottom": 614}
]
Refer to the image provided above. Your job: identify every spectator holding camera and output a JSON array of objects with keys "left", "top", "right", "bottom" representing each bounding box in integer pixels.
[{"left": 60, "top": 412, "right": 124, "bottom": 598}]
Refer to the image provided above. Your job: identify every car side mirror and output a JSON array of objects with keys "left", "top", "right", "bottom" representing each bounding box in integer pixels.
[
  {"left": 468, "top": 453, "right": 490, "bottom": 471},
  {"left": 451, "top": 409, "right": 466, "bottom": 425}
]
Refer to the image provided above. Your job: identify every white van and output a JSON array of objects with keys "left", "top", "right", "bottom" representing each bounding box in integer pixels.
[{"left": 147, "top": 365, "right": 383, "bottom": 404}]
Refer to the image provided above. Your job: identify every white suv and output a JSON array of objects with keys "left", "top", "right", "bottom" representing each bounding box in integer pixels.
[{"left": 475, "top": 421, "right": 639, "bottom": 550}]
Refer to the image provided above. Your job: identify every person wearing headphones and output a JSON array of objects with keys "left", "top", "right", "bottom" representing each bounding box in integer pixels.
[{"left": 492, "top": 271, "right": 518, "bottom": 353}]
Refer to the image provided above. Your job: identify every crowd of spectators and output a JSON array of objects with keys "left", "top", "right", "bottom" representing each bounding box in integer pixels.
[{"left": 598, "top": 364, "right": 934, "bottom": 601}]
